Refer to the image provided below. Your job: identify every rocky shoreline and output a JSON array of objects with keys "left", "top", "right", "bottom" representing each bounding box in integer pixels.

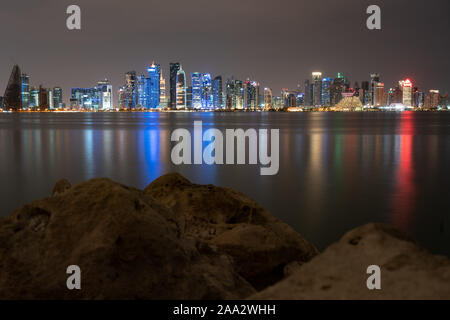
[{"left": 0, "top": 173, "right": 449, "bottom": 299}]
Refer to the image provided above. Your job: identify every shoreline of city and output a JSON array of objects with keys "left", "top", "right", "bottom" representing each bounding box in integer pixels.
[
  {"left": 2, "top": 64, "right": 449, "bottom": 112},
  {"left": 1, "top": 107, "right": 448, "bottom": 113}
]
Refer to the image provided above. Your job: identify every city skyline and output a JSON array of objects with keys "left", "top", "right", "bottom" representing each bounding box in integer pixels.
[
  {"left": 3, "top": 62, "right": 448, "bottom": 111},
  {"left": 0, "top": 0, "right": 449, "bottom": 106}
]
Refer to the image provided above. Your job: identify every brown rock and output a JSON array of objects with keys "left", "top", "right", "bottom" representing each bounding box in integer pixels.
[
  {"left": 144, "top": 173, "right": 318, "bottom": 290},
  {"left": 0, "top": 178, "right": 254, "bottom": 299},
  {"left": 52, "top": 179, "right": 71, "bottom": 196},
  {"left": 250, "top": 223, "right": 450, "bottom": 300}
]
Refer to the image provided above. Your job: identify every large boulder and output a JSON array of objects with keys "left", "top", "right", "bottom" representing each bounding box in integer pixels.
[
  {"left": 0, "top": 178, "right": 255, "bottom": 299},
  {"left": 250, "top": 223, "right": 450, "bottom": 299},
  {"left": 144, "top": 173, "right": 318, "bottom": 290}
]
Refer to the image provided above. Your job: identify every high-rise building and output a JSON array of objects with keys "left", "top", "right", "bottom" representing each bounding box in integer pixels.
[
  {"left": 401, "top": 79, "right": 413, "bottom": 107},
  {"left": 30, "top": 86, "right": 39, "bottom": 108},
  {"left": 212, "top": 75, "right": 223, "bottom": 109},
  {"left": 191, "top": 72, "right": 202, "bottom": 109},
  {"left": 321, "top": 78, "right": 331, "bottom": 106},
  {"left": 3, "top": 65, "right": 22, "bottom": 110},
  {"left": 146, "top": 62, "right": 161, "bottom": 109},
  {"left": 201, "top": 73, "right": 213, "bottom": 109},
  {"left": 52, "top": 87, "right": 63, "bottom": 109},
  {"left": 169, "top": 62, "right": 180, "bottom": 109},
  {"left": 21, "top": 73, "right": 30, "bottom": 109},
  {"left": 264, "top": 87, "right": 273, "bottom": 110},
  {"left": 281, "top": 88, "right": 289, "bottom": 108},
  {"left": 312, "top": 72, "right": 322, "bottom": 106},
  {"left": 303, "top": 80, "right": 311, "bottom": 106},
  {"left": 331, "top": 76, "right": 344, "bottom": 106},
  {"left": 374, "top": 82, "right": 385, "bottom": 106},
  {"left": 176, "top": 66, "right": 186, "bottom": 109},
  {"left": 97, "top": 80, "right": 113, "bottom": 110},
  {"left": 245, "top": 80, "right": 259, "bottom": 110},
  {"left": 125, "top": 71, "right": 137, "bottom": 109},
  {"left": 186, "top": 86, "right": 193, "bottom": 109},
  {"left": 137, "top": 75, "right": 147, "bottom": 108},
  {"left": 159, "top": 75, "right": 166, "bottom": 108},
  {"left": 370, "top": 73, "right": 380, "bottom": 105},
  {"left": 38, "top": 85, "right": 49, "bottom": 109},
  {"left": 118, "top": 86, "right": 127, "bottom": 109}
]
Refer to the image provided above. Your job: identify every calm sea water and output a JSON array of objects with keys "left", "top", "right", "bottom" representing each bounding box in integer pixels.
[{"left": 1, "top": 112, "right": 449, "bottom": 255}]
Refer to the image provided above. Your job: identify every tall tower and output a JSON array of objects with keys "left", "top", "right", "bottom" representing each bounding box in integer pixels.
[
  {"left": 191, "top": 72, "right": 202, "bottom": 109},
  {"left": 370, "top": 73, "right": 380, "bottom": 105},
  {"left": 264, "top": 87, "right": 273, "bottom": 110},
  {"left": 125, "top": 71, "right": 137, "bottom": 109},
  {"left": 4, "top": 65, "right": 22, "bottom": 110},
  {"left": 201, "top": 73, "right": 212, "bottom": 109},
  {"left": 147, "top": 62, "right": 161, "bottom": 109},
  {"left": 212, "top": 75, "right": 223, "bottom": 109},
  {"left": 169, "top": 62, "right": 180, "bottom": 109},
  {"left": 321, "top": 77, "right": 331, "bottom": 106},
  {"left": 176, "top": 66, "right": 186, "bottom": 109},
  {"left": 21, "top": 73, "right": 30, "bottom": 109},
  {"left": 159, "top": 75, "right": 166, "bottom": 108},
  {"left": 312, "top": 72, "right": 322, "bottom": 106},
  {"left": 97, "top": 80, "right": 112, "bottom": 110},
  {"left": 401, "top": 79, "right": 413, "bottom": 107}
]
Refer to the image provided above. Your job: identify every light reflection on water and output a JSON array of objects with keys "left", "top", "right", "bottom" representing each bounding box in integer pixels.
[{"left": 0, "top": 112, "right": 449, "bottom": 255}]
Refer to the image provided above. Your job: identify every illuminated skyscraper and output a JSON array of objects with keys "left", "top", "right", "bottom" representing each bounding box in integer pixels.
[
  {"left": 331, "top": 76, "right": 344, "bottom": 106},
  {"left": 30, "top": 86, "right": 39, "bottom": 108},
  {"left": 125, "top": 71, "right": 137, "bottom": 109},
  {"left": 160, "top": 75, "right": 166, "bottom": 108},
  {"left": 264, "top": 87, "right": 273, "bottom": 110},
  {"left": 176, "top": 66, "right": 186, "bottom": 109},
  {"left": 52, "top": 87, "right": 63, "bottom": 109},
  {"left": 97, "top": 80, "right": 112, "bottom": 110},
  {"left": 201, "top": 73, "right": 213, "bottom": 109},
  {"left": 312, "top": 72, "right": 322, "bottom": 106},
  {"left": 245, "top": 80, "right": 259, "bottom": 110},
  {"left": 4, "top": 65, "right": 22, "bottom": 110},
  {"left": 281, "top": 88, "right": 289, "bottom": 108},
  {"left": 212, "top": 75, "right": 223, "bottom": 109},
  {"left": 370, "top": 73, "right": 380, "bottom": 105},
  {"left": 374, "top": 82, "right": 385, "bottom": 106},
  {"left": 321, "top": 77, "right": 331, "bottom": 106},
  {"left": 146, "top": 62, "right": 161, "bottom": 109},
  {"left": 191, "top": 72, "right": 202, "bottom": 109},
  {"left": 401, "top": 79, "right": 413, "bottom": 107},
  {"left": 21, "top": 73, "right": 30, "bottom": 109},
  {"left": 137, "top": 75, "right": 146, "bottom": 108},
  {"left": 118, "top": 86, "right": 126, "bottom": 109},
  {"left": 169, "top": 62, "right": 180, "bottom": 109}
]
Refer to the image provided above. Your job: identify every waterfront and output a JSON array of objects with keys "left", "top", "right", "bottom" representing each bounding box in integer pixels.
[{"left": 0, "top": 112, "right": 449, "bottom": 255}]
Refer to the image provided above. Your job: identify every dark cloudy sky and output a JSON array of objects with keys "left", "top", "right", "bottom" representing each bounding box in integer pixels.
[{"left": 1, "top": 0, "right": 449, "bottom": 104}]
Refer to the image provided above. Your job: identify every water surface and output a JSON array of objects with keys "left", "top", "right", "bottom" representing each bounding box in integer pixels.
[{"left": 0, "top": 112, "right": 449, "bottom": 255}]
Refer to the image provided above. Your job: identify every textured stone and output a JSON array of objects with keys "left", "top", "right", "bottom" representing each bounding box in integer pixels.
[
  {"left": 144, "top": 173, "right": 318, "bottom": 290},
  {"left": 250, "top": 223, "right": 450, "bottom": 300},
  {"left": 0, "top": 178, "right": 254, "bottom": 299}
]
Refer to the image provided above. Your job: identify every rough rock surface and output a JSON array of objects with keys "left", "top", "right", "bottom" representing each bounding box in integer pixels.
[
  {"left": 144, "top": 173, "right": 318, "bottom": 289},
  {"left": 250, "top": 223, "right": 450, "bottom": 300},
  {"left": 51, "top": 178, "right": 71, "bottom": 196},
  {"left": 0, "top": 178, "right": 255, "bottom": 299}
]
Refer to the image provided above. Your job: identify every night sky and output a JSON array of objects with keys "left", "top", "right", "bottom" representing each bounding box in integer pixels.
[{"left": 1, "top": 0, "right": 449, "bottom": 104}]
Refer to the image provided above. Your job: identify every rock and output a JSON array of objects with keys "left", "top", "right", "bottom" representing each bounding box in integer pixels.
[
  {"left": 250, "top": 223, "right": 450, "bottom": 300},
  {"left": 52, "top": 179, "right": 71, "bottom": 196},
  {"left": 144, "top": 173, "right": 318, "bottom": 290},
  {"left": 0, "top": 178, "right": 254, "bottom": 299}
]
